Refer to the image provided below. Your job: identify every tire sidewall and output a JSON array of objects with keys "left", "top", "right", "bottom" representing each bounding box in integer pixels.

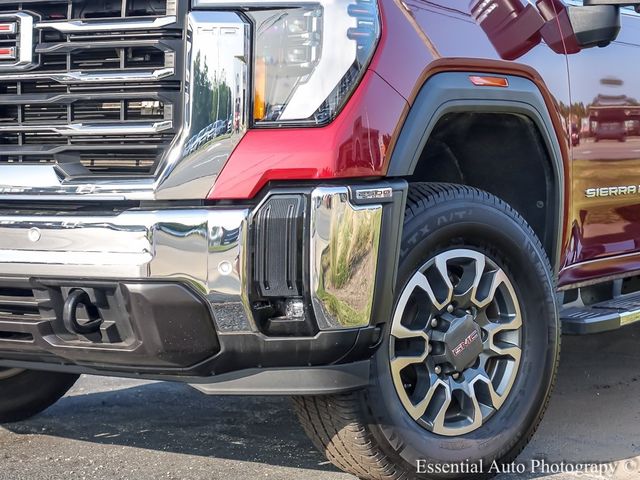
[
  {"left": 0, "top": 370, "right": 79, "bottom": 423},
  {"left": 366, "top": 196, "right": 559, "bottom": 476}
]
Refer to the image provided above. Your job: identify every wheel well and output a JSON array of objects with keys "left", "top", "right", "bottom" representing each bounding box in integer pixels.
[{"left": 407, "top": 111, "right": 559, "bottom": 266}]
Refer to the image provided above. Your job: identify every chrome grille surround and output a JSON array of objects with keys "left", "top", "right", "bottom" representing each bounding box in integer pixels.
[{"left": 0, "top": 2, "right": 250, "bottom": 200}]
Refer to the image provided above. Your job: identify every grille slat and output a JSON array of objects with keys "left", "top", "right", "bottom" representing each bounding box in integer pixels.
[
  {"left": 0, "top": 68, "right": 176, "bottom": 83},
  {"left": 0, "top": 120, "right": 172, "bottom": 134},
  {"left": 0, "top": 287, "right": 41, "bottom": 320},
  {"left": 0, "top": 144, "right": 164, "bottom": 154},
  {"left": 35, "top": 15, "right": 177, "bottom": 34},
  {"left": 0, "top": 0, "right": 184, "bottom": 177},
  {"left": 0, "top": 90, "right": 175, "bottom": 105},
  {"left": 37, "top": 38, "right": 181, "bottom": 55},
  {"left": 0, "top": 296, "right": 38, "bottom": 308}
]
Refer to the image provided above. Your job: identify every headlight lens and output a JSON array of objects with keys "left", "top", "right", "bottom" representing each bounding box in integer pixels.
[{"left": 249, "top": 0, "right": 380, "bottom": 126}]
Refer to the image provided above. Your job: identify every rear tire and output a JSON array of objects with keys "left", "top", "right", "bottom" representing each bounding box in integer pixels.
[
  {"left": 294, "top": 183, "right": 560, "bottom": 479},
  {"left": 0, "top": 368, "right": 79, "bottom": 423}
]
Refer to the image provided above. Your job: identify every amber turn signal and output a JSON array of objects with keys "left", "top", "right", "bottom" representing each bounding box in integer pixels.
[
  {"left": 469, "top": 75, "right": 509, "bottom": 87},
  {"left": 253, "top": 56, "right": 267, "bottom": 121}
]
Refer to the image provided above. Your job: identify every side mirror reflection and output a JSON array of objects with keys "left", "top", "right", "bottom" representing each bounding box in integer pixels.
[{"left": 471, "top": 0, "right": 639, "bottom": 61}]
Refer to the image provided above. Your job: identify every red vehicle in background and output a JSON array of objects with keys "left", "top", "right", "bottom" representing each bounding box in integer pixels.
[
  {"left": 571, "top": 121, "right": 581, "bottom": 146},
  {"left": 1, "top": 1, "right": 640, "bottom": 478},
  {"left": 591, "top": 94, "right": 634, "bottom": 142}
]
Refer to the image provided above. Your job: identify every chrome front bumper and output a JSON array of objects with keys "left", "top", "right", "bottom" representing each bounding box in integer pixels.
[{"left": 0, "top": 186, "right": 389, "bottom": 331}]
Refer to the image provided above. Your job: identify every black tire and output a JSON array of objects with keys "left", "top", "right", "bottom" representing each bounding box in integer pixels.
[
  {"left": 294, "top": 183, "right": 560, "bottom": 480},
  {"left": 0, "top": 368, "right": 79, "bottom": 423}
]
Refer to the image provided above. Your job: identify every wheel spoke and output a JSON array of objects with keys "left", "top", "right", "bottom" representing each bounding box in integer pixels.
[
  {"left": 391, "top": 322, "right": 429, "bottom": 341},
  {"left": 484, "top": 320, "right": 522, "bottom": 362},
  {"left": 420, "top": 267, "right": 453, "bottom": 312},
  {"left": 483, "top": 315, "right": 521, "bottom": 338},
  {"left": 432, "top": 255, "right": 455, "bottom": 310},
  {"left": 475, "top": 352, "right": 520, "bottom": 408},
  {"left": 393, "top": 271, "right": 450, "bottom": 324},
  {"left": 429, "top": 387, "right": 452, "bottom": 433},
  {"left": 464, "top": 385, "right": 484, "bottom": 431},
  {"left": 405, "top": 375, "right": 447, "bottom": 420},
  {"left": 441, "top": 250, "right": 487, "bottom": 307},
  {"left": 430, "top": 381, "right": 483, "bottom": 435},
  {"left": 473, "top": 268, "right": 506, "bottom": 308},
  {"left": 487, "top": 342, "right": 521, "bottom": 362},
  {"left": 489, "top": 312, "right": 522, "bottom": 331},
  {"left": 468, "top": 369, "right": 508, "bottom": 410},
  {"left": 390, "top": 351, "right": 428, "bottom": 376}
]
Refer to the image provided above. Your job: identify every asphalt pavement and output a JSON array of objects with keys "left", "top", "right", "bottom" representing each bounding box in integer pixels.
[{"left": 2, "top": 324, "right": 640, "bottom": 480}]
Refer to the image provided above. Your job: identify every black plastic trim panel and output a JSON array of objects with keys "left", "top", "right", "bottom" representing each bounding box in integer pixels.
[
  {"left": 387, "top": 72, "right": 565, "bottom": 273},
  {"left": 0, "top": 281, "right": 220, "bottom": 372},
  {"left": 252, "top": 194, "right": 306, "bottom": 298},
  {"left": 0, "top": 278, "right": 381, "bottom": 386}
]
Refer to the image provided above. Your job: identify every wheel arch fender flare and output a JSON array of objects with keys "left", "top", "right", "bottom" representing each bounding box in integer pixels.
[{"left": 386, "top": 71, "right": 567, "bottom": 272}]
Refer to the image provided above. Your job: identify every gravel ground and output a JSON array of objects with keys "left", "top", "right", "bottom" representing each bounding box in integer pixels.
[{"left": 2, "top": 324, "right": 640, "bottom": 480}]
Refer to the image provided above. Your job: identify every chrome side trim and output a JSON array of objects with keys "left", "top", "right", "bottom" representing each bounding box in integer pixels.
[
  {"left": 310, "top": 187, "right": 383, "bottom": 329},
  {"left": 0, "top": 207, "right": 253, "bottom": 331},
  {"left": 35, "top": 16, "right": 177, "bottom": 33},
  {"left": 0, "top": 68, "right": 175, "bottom": 84},
  {"left": 0, "top": 121, "right": 172, "bottom": 136}
]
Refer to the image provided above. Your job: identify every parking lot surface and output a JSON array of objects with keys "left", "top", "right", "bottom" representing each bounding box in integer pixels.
[{"left": 2, "top": 324, "right": 640, "bottom": 480}]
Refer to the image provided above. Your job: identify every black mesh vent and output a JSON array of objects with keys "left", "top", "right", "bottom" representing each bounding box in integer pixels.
[{"left": 252, "top": 195, "right": 306, "bottom": 298}]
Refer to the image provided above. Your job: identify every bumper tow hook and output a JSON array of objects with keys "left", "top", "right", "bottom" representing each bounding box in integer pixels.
[{"left": 62, "top": 289, "right": 103, "bottom": 335}]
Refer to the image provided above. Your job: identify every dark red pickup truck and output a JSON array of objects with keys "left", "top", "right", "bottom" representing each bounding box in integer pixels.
[{"left": 0, "top": 0, "right": 638, "bottom": 478}]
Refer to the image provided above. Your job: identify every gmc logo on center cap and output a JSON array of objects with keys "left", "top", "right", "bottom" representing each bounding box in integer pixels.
[
  {"left": 452, "top": 330, "right": 480, "bottom": 357},
  {"left": 0, "top": 12, "right": 36, "bottom": 71}
]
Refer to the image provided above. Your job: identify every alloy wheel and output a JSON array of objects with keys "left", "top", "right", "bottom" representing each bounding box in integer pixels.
[{"left": 389, "top": 249, "right": 522, "bottom": 436}]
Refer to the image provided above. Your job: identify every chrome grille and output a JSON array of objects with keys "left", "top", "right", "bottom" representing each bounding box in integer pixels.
[{"left": 0, "top": 0, "right": 184, "bottom": 176}]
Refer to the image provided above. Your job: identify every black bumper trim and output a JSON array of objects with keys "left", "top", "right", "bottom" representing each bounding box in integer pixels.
[
  {"left": 0, "top": 276, "right": 381, "bottom": 378},
  {"left": 0, "top": 358, "right": 372, "bottom": 396},
  {"left": 190, "top": 360, "right": 370, "bottom": 395}
]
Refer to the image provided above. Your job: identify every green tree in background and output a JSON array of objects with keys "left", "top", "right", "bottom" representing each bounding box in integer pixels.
[{"left": 192, "top": 52, "right": 233, "bottom": 136}]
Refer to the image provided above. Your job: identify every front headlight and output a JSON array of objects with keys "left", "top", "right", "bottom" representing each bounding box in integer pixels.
[{"left": 248, "top": 0, "right": 380, "bottom": 126}]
